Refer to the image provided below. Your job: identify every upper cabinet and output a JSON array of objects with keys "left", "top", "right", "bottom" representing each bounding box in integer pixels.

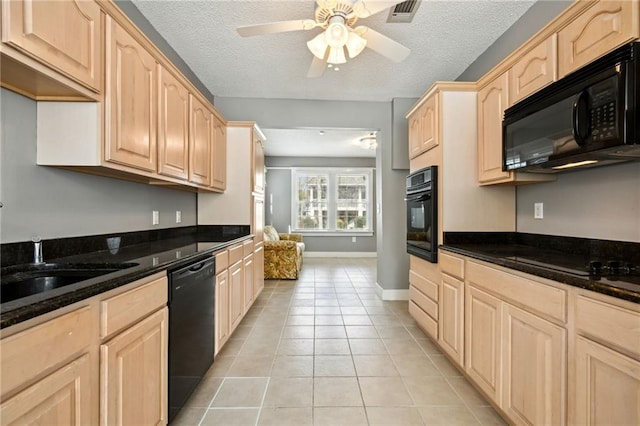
[
  {"left": 407, "top": 91, "right": 439, "bottom": 160},
  {"left": 1, "top": 0, "right": 102, "bottom": 93},
  {"left": 104, "top": 16, "right": 157, "bottom": 172},
  {"left": 211, "top": 116, "right": 227, "bottom": 192},
  {"left": 510, "top": 35, "right": 557, "bottom": 104},
  {"left": 558, "top": 0, "right": 640, "bottom": 78},
  {"left": 157, "top": 65, "right": 189, "bottom": 180},
  {"left": 189, "top": 94, "right": 213, "bottom": 186},
  {"left": 477, "top": 72, "right": 511, "bottom": 185},
  {"left": 253, "top": 131, "right": 265, "bottom": 194}
]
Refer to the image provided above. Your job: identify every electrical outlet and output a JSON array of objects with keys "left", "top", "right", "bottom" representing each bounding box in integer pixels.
[
  {"left": 534, "top": 203, "right": 544, "bottom": 219},
  {"left": 176, "top": 210, "right": 182, "bottom": 224},
  {"left": 352, "top": 236, "right": 357, "bottom": 243},
  {"left": 152, "top": 210, "right": 159, "bottom": 225}
]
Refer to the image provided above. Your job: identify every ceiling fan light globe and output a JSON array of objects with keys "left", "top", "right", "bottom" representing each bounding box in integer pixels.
[
  {"left": 326, "top": 22, "right": 349, "bottom": 48},
  {"left": 346, "top": 31, "right": 367, "bottom": 58},
  {"left": 327, "top": 46, "right": 347, "bottom": 64},
  {"left": 307, "top": 33, "right": 329, "bottom": 59}
]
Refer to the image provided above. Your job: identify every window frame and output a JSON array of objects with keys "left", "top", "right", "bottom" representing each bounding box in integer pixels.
[{"left": 291, "top": 167, "right": 374, "bottom": 235}]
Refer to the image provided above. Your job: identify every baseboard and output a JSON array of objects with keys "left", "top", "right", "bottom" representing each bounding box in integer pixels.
[
  {"left": 375, "top": 282, "right": 410, "bottom": 301},
  {"left": 304, "top": 252, "right": 377, "bottom": 258}
]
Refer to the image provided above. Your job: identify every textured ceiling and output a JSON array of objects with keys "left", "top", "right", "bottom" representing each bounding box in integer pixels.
[
  {"left": 130, "top": 0, "right": 536, "bottom": 102},
  {"left": 262, "top": 128, "right": 378, "bottom": 157}
]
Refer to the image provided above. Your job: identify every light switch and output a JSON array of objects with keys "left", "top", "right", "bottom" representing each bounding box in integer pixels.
[
  {"left": 176, "top": 210, "right": 182, "bottom": 223},
  {"left": 152, "top": 210, "right": 159, "bottom": 225},
  {"left": 534, "top": 203, "right": 543, "bottom": 219}
]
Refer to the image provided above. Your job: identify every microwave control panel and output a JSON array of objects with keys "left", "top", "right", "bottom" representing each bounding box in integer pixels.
[{"left": 589, "top": 78, "right": 618, "bottom": 142}]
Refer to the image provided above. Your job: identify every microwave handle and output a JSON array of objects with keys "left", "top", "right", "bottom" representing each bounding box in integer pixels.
[{"left": 572, "top": 90, "right": 590, "bottom": 146}]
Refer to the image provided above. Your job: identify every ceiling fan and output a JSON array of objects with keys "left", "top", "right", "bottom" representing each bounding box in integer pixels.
[{"left": 237, "top": 0, "right": 411, "bottom": 78}]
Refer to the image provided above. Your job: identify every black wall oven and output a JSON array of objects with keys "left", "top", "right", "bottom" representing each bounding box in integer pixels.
[{"left": 406, "top": 166, "right": 438, "bottom": 263}]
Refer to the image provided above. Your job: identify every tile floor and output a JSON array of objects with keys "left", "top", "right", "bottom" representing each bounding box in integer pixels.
[{"left": 171, "top": 258, "right": 507, "bottom": 426}]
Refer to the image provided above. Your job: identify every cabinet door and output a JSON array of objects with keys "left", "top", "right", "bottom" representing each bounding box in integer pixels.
[
  {"left": 477, "top": 72, "right": 511, "bottom": 185},
  {"left": 574, "top": 336, "right": 640, "bottom": 426},
  {"left": 253, "top": 134, "right": 265, "bottom": 194},
  {"left": 558, "top": 1, "right": 639, "bottom": 78},
  {"left": 215, "top": 269, "right": 230, "bottom": 355},
  {"left": 465, "top": 284, "right": 501, "bottom": 403},
  {"left": 189, "top": 95, "right": 212, "bottom": 186},
  {"left": 101, "top": 308, "right": 168, "bottom": 426},
  {"left": 439, "top": 274, "right": 464, "bottom": 366},
  {"left": 253, "top": 195, "right": 265, "bottom": 243},
  {"left": 502, "top": 304, "right": 566, "bottom": 426},
  {"left": 0, "top": 354, "right": 92, "bottom": 425},
  {"left": 408, "top": 112, "right": 422, "bottom": 159},
  {"left": 420, "top": 93, "right": 438, "bottom": 153},
  {"left": 253, "top": 243, "right": 264, "bottom": 299},
  {"left": 211, "top": 116, "right": 227, "bottom": 191},
  {"left": 510, "top": 35, "right": 557, "bottom": 104},
  {"left": 105, "top": 17, "right": 157, "bottom": 172},
  {"left": 2, "top": 0, "right": 102, "bottom": 91},
  {"left": 244, "top": 254, "right": 254, "bottom": 313},
  {"left": 229, "top": 261, "right": 244, "bottom": 333},
  {"left": 157, "top": 66, "right": 189, "bottom": 180}
]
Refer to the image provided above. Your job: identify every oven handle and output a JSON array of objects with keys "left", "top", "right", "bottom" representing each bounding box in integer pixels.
[{"left": 404, "top": 193, "right": 431, "bottom": 202}]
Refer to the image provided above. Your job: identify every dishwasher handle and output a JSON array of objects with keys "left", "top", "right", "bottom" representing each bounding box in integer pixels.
[{"left": 169, "top": 257, "right": 216, "bottom": 301}]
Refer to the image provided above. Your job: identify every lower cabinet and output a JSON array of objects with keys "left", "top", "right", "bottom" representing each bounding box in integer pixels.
[
  {"left": 1, "top": 353, "right": 94, "bottom": 425},
  {"left": 253, "top": 242, "right": 264, "bottom": 299},
  {"left": 464, "top": 284, "right": 501, "bottom": 403},
  {"left": 408, "top": 255, "right": 440, "bottom": 340},
  {"left": 215, "top": 268, "right": 230, "bottom": 355},
  {"left": 244, "top": 252, "right": 254, "bottom": 314},
  {"left": 574, "top": 336, "right": 640, "bottom": 425},
  {"left": 229, "top": 260, "right": 244, "bottom": 333},
  {"left": 101, "top": 308, "right": 168, "bottom": 426},
  {"left": 501, "top": 304, "right": 566, "bottom": 426},
  {"left": 439, "top": 273, "right": 464, "bottom": 366}
]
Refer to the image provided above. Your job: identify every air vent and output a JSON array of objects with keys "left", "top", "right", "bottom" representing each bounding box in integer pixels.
[{"left": 387, "top": 0, "right": 420, "bottom": 23}]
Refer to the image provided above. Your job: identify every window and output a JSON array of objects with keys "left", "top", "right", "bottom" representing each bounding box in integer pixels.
[{"left": 292, "top": 168, "right": 373, "bottom": 233}]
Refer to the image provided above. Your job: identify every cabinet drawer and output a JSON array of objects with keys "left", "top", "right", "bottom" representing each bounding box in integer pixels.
[
  {"left": 101, "top": 274, "right": 167, "bottom": 338},
  {"left": 409, "top": 270, "right": 438, "bottom": 302},
  {"left": 228, "top": 244, "right": 243, "bottom": 265},
  {"left": 576, "top": 295, "right": 640, "bottom": 357},
  {"left": 440, "top": 252, "right": 464, "bottom": 279},
  {"left": 215, "top": 250, "right": 229, "bottom": 271},
  {"left": 467, "top": 261, "right": 567, "bottom": 323},
  {"left": 410, "top": 285, "right": 438, "bottom": 320},
  {"left": 1, "top": 307, "right": 92, "bottom": 397},
  {"left": 243, "top": 239, "right": 254, "bottom": 257},
  {"left": 409, "top": 301, "right": 438, "bottom": 340}
]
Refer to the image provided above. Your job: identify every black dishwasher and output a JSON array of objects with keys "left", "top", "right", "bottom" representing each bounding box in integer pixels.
[{"left": 168, "top": 256, "right": 216, "bottom": 423}]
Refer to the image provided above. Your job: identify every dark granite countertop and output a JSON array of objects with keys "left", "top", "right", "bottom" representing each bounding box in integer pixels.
[
  {"left": 0, "top": 226, "right": 252, "bottom": 329},
  {"left": 441, "top": 232, "right": 640, "bottom": 304}
]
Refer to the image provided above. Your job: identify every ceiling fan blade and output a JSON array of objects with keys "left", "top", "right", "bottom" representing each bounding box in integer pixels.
[
  {"left": 352, "top": 1, "right": 406, "bottom": 18},
  {"left": 307, "top": 53, "right": 328, "bottom": 78},
  {"left": 237, "top": 19, "right": 317, "bottom": 37},
  {"left": 354, "top": 26, "right": 410, "bottom": 62}
]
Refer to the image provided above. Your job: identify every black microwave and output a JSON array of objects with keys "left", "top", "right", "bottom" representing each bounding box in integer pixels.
[{"left": 503, "top": 42, "right": 640, "bottom": 172}]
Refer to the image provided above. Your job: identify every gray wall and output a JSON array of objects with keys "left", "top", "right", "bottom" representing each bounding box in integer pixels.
[
  {"left": 215, "top": 97, "right": 408, "bottom": 291},
  {"left": 0, "top": 89, "right": 197, "bottom": 243},
  {"left": 457, "top": 0, "right": 573, "bottom": 81},
  {"left": 115, "top": 0, "right": 214, "bottom": 104},
  {"left": 265, "top": 156, "right": 376, "bottom": 253},
  {"left": 517, "top": 163, "right": 640, "bottom": 242}
]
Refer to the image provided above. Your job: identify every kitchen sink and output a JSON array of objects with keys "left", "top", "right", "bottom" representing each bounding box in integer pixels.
[{"left": 1, "top": 262, "right": 139, "bottom": 304}]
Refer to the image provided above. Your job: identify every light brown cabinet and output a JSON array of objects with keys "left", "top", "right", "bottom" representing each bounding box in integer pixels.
[
  {"left": 510, "top": 35, "right": 557, "bottom": 104},
  {"left": 105, "top": 16, "right": 157, "bottom": 172},
  {"left": 408, "top": 255, "right": 440, "bottom": 340},
  {"left": 407, "top": 92, "right": 439, "bottom": 160},
  {"left": 558, "top": 0, "right": 640, "bottom": 78},
  {"left": 477, "top": 72, "right": 511, "bottom": 185},
  {"left": 439, "top": 274, "right": 464, "bottom": 366},
  {"left": 101, "top": 308, "right": 168, "bottom": 426},
  {"left": 573, "top": 294, "right": 640, "bottom": 425},
  {"left": 253, "top": 133, "right": 266, "bottom": 194},
  {"left": 157, "top": 65, "right": 189, "bottom": 180},
  {"left": 1, "top": 0, "right": 102, "bottom": 92},
  {"left": 501, "top": 304, "right": 566, "bottom": 426},
  {"left": 211, "top": 116, "right": 227, "bottom": 191},
  {"left": 189, "top": 94, "right": 213, "bottom": 186},
  {"left": 253, "top": 242, "right": 265, "bottom": 299},
  {"left": 464, "top": 284, "right": 501, "bottom": 403},
  {"left": 215, "top": 267, "right": 230, "bottom": 355},
  {"left": 229, "top": 259, "right": 244, "bottom": 333},
  {"left": 244, "top": 252, "right": 255, "bottom": 314}
]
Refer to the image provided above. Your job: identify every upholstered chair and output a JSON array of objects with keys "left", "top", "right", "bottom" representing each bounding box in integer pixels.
[{"left": 263, "top": 225, "right": 305, "bottom": 279}]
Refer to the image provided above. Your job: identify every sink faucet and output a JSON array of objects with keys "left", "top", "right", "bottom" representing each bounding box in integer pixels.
[{"left": 32, "top": 236, "right": 44, "bottom": 264}]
